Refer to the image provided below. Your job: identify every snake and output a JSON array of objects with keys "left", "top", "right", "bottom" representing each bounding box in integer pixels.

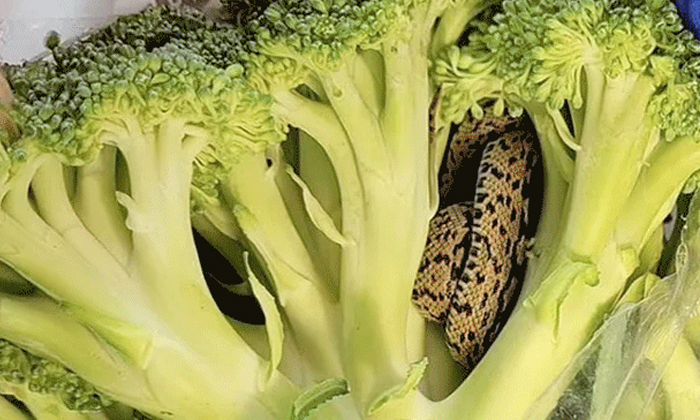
[{"left": 413, "top": 108, "right": 541, "bottom": 370}]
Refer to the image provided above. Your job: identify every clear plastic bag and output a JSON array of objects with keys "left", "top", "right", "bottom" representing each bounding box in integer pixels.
[{"left": 525, "top": 194, "right": 700, "bottom": 420}]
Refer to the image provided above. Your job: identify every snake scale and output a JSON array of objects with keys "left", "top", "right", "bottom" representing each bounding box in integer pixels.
[{"left": 413, "top": 108, "right": 541, "bottom": 370}]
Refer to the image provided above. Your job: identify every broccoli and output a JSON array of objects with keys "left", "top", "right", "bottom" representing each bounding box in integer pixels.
[
  {"left": 4, "top": 0, "right": 700, "bottom": 418},
  {"left": 0, "top": 6, "right": 300, "bottom": 420},
  {"left": 0, "top": 0, "right": 508, "bottom": 416},
  {"left": 429, "top": 0, "right": 700, "bottom": 418}
]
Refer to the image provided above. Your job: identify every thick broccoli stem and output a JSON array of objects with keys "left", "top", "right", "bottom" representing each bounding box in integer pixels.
[
  {"left": 0, "top": 22, "right": 302, "bottom": 420},
  {"left": 276, "top": 40, "right": 432, "bottom": 408},
  {"left": 103, "top": 116, "right": 229, "bottom": 340},
  {"left": 662, "top": 336, "right": 700, "bottom": 420},
  {"left": 561, "top": 68, "right": 657, "bottom": 260},
  {"left": 0, "top": 294, "right": 301, "bottom": 420},
  {"left": 520, "top": 104, "right": 573, "bottom": 298},
  {"left": 0, "top": 295, "right": 158, "bottom": 412},
  {"left": 331, "top": 39, "right": 431, "bottom": 407},
  {"left": 221, "top": 151, "right": 343, "bottom": 380},
  {"left": 270, "top": 87, "right": 365, "bottom": 289}
]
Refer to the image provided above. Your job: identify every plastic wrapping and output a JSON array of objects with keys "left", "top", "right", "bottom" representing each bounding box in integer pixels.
[{"left": 524, "top": 193, "right": 700, "bottom": 420}]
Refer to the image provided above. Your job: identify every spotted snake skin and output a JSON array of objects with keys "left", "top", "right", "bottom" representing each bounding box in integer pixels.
[{"left": 413, "top": 110, "right": 540, "bottom": 370}]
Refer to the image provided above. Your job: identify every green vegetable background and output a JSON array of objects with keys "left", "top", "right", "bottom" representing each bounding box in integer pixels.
[{"left": 0, "top": 0, "right": 699, "bottom": 419}]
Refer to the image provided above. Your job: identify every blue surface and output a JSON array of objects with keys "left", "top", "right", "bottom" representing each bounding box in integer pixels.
[{"left": 677, "top": 0, "right": 700, "bottom": 38}]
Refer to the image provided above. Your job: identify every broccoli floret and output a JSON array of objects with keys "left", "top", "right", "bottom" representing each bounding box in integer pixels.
[
  {"left": 434, "top": 0, "right": 700, "bottom": 260},
  {"left": 0, "top": 6, "right": 301, "bottom": 420},
  {"left": 220, "top": 0, "right": 272, "bottom": 25}
]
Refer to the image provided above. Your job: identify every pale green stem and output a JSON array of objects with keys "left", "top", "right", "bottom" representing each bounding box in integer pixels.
[
  {"left": 615, "top": 135, "right": 700, "bottom": 251},
  {"left": 381, "top": 36, "right": 431, "bottom": 178},
  {"left": 191, "top": 212, "right": 249, "bottom": 279},
  {"left": 270, "top": 91, "right": 362, "bottom": 226},
  {"left": 420, "top": 322, "right": 466, "bottom": 401},
  {"left": 350, "top": 50, "right": 386, "bottom": 116},
  {"left": 110, "top": 117, "right": 219, "bottom": 329},
  {"left": 0, "top": 155, "right": 134, "bottom": 314},
  {"left": 271, "top": 90, "right": 347, "bottom": 145},
  {"left": 31, "top": 157, "right": 129, "bottom": 287},
  {"left": 0, "top": 294, "right": 293, "bottom": 420},
  {"left": 430, "top": 0, "right": 496, "bottom": 57},
  {"left": 72, "top": 145, "right": 132, "bottom": 265},
  {"left": 0, "top": 396, "right": 30, "bottom": 420},
  {"left": 0, "top": 194, "right": 137, "bottom": 321},
  {"left": 0, "top": 295, "right": 159, "bottom": 412},
  {"left": 428, "top": 121, "right": 452, "bottom": 214},
  {"left": 521, "top": 105, "right": 572, "bottom": 298},
  {"left": 663, "top": 336, "right": 700, "bottom": 420},
  {"left": 103, "top": 117, "right": 274, "bottom": 419},
  {"left": 320, "top": 64, "right": 388, "bottom": 174},
  {"left": 223, "top": 152, "right": 342, "bottom": 380},
  {"left": 272, "top": 88, "right": 364, "bottom": 293},
  {"left": 338, "top": 36, "right": 432, "bottom": 408},
  {"left": 296, "top": 131, "right": 343, "bottom": 294},
  {"left": 1, "top": 155, "right": 50, "bottom": 238},
  {"left": 191, "top": 185, "right": 243, "bottom": 241},
  {"left": 562, "top": 68, "right": 656, "bottom": 259}
]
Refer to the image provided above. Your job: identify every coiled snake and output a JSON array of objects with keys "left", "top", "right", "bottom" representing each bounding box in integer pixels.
[{"left": 413, "top": 109, "right": 540, "bottom": 370}]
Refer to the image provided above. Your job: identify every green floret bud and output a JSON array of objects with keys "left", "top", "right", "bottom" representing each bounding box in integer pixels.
[
  {"left": 3, "top": 5, "right": 254, "bottom": 164},
  {"left": 434, "top": 0, "right": 700, "bottom": 121},
  {"left": 649, "top": 80, "right": 700, "bottom": 140},
  {"left": 0, "top": 339, "right": 111, "bottom": 412},
  {"left": 191, "top": 83, "right": 286, "bottom": 205},
  {"left": 248, "top": 0, "right": 410, "bottom": 74}
]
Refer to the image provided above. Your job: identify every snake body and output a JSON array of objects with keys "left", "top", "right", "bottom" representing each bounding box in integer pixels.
[{"left": 413, "top": 110, "right": 540, "bottom": 369}]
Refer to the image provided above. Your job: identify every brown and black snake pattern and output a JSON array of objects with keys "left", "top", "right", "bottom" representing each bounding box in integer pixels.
[{"left": 413, "top": 109, "right": 540, "bottom": 370}]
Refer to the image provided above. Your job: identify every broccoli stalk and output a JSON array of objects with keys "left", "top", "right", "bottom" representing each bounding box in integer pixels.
[
  {"left": 251, "top": 15, "right": 435, "bottom": 417},
  {"left": 432, "top": 0, "right": 700, "bottom": 418},
  {"left": 11, "top": 0, "right": 700, "bottom": 417},
  {"left": 199, "top": 147, "right": 346, "bottom": 382},
  {"left": 0, "top": 398, "right": 28, "bottom": 420},
  {"left": 226, "top": 0, "right": 508, "bottom": 410}
]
